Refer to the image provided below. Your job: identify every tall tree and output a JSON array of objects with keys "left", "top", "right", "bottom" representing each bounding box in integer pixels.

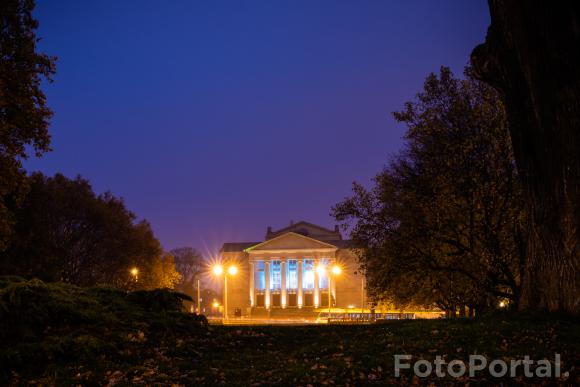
[
  {"left": 333, "top": 68, "right": 524, "bottom": 315},
  {"left": 0, "top": 0, "right": 55, "bottom": 251},
  {"left": 0, "top": 173, "right": 169, "bottom": 289},
  {"left": 170, "top": 247, "right": 203, "bottom": 296},
  {"left": 140, "top": 252, "right": 182, "bottom": 290},
  {"left": 471, "top": 1, "right": 580, "bottom": 314}
]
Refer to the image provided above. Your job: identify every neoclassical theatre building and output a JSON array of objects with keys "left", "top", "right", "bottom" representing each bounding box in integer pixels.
[{"left": 219, "top": 221, "right": 366, "bottom": 318}]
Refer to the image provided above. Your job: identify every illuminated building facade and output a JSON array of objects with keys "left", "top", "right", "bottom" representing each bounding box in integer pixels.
[{"left": 219, "top": 221, "right": 365, "bottom": 318}]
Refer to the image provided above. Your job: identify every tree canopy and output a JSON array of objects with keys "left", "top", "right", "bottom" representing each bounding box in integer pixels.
[
  {"left": 333, "top": 67, "right": 524, "bottom": 315},
  {"left": 0, "top": 172, "right": 179, "bottom": 290},
  {"left": 0, "top": 2, "right": 182, "bottom": 291},
  {"left": 0, "top": 0, "right": 55, "bottom": 251},
  {"left": 171, "top": 247, "right": 204, "bottom": 296}
]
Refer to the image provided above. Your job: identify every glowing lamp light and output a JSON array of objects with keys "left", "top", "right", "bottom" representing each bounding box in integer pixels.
[
  {"left": 331, "top": 265, "right": 341, "bottom": 275},
  {"left": 499, "top": 301, "right": 506, "bottom": 308},
  {"left": 212, "top": 265, "right": 224, "bottom": 276},
  {"left": 212, "top": 301, "right": 219, "bottom": 308},
  {"left": 228, "top": 265, "right": 238, "bottom": 276},
  {"left": 348, "top": 305, "right": 355, "bottom": 309}
]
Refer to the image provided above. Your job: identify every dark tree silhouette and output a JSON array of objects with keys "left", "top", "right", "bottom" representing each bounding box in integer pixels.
[
  {"left": 171, "top": 247, "right": 203, "bottom": 283},
  {"left": 0, "top": 0, "right": 55, "bottom": 251},
  {"left": 471, "top": 1, "right": 580, "bottom": 314},
  {"left": 0, "top": 173, "right": 174, "bottom": 289},
  {"left": 333, "top": 68, "right": 524, "bottom": 315},
  {"left": 171, "top": 247, "right": 203, "bottom": 298}
]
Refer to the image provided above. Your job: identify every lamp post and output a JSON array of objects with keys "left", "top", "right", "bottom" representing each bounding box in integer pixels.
[
  {"left": 318, "top": 264, "right": 341, "bottom": 323},
  {"left": 328, "top": 265, "right": 341, "bottom": 323},
  {"left": 361, "top": 271, "right": 365, "bottom": 317},
  {"left": 355, "top": 269, "right": 366, "bottom": 320},
  {"left": 212, "top": 264, "right": 238, "bottom": 321},
  {"left": 197, "top": 279, "right": 201, "bottom": 314}
]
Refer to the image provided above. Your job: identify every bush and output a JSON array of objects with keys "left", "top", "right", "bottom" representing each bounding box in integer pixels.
[
  {"left": 126, "top": 288, "right": 192, "bottom": 311},
  {"left": 0, "top": 277, "right": 207, "bottom": 382}
]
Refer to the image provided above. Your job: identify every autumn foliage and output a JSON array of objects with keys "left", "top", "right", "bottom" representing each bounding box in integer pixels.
[{"left": 334, "top": 67, "right": 524, "bottom": 315}]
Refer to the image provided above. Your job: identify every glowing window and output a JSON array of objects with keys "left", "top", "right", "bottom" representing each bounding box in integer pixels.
[
  {"left": 303, "top": 259, "right": 314, "bottom": 289},
  {"left": 270, "top": 260, "right": 281, "bottom": 290},
  {"left": 286, "top": 260, "right": 298, "bottom": 289},
  {"left": 255, "top": 261, "right": 265, "bottom": 290},
  {"left": 319, "top": 258, "right": 330, "bottom": 289}
]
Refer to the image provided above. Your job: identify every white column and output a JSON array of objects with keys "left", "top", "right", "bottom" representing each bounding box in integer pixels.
[
  {"left": 249, "top": 261, "right": 255, "bottom": 307},
  {"left": 281, "top": 259, "right": 287, "bottom": 308},
  {"left": 314, "top": 258, "right": 320, "bottom": 308},
  {"left": 265, "top": 260, "right": 271, "bottom": 309},
  {"left": 297, "top": 258, "right": 303, "bottom": 308}
]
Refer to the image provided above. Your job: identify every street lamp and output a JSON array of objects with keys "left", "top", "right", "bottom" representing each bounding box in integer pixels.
[
  {"left": 318, "top": 264, "right": 341, "bottom": 323},
  {"left": 130, "top": 267, "right": 139, "bottom": 282},
  {"left": 212, "top": 263, "right": 237, "bottom": 321},
  {"left": 355, "top": 269, "right": 366, "bottom": 319},
  {"left": 328, "top": 265, "right": 341, "bottom": 323},
  {"left": 213, "top": 265, "right": 223, "bottom": 276}
]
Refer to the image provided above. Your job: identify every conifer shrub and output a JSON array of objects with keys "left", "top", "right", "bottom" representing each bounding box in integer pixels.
[{"left": 0, "top": 277, "right": 206, "bottom": 382}]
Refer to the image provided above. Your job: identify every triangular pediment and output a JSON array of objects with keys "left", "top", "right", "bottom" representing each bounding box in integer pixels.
[
  {"left": 267, "top": 221, "right": 342, "bottom": 241},
  {"left": 246, "top": 232, "right": 338, "bottom": 252}
]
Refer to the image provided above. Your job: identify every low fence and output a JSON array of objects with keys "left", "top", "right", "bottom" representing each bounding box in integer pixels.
[
  {"left": 322, "top": 312, "right": 416, "bottom": 324},
  {"left": 207, "top": 311, "right": 443, "bottom": 325}
]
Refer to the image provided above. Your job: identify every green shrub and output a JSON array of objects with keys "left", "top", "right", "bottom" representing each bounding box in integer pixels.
[
  {"left": 0, "top": 277, "right": 206, "bottom": 382},
  {"left": 126, "top": 288, "right": 192, "bottom": 311}
]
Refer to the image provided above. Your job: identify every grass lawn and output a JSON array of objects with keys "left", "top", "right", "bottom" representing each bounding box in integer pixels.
[
  {"left": 1, "top": 279, "right": 578, "bottom": 385},
  {"left": 167, "top": 318, "right": 579, "bottom": 386}
]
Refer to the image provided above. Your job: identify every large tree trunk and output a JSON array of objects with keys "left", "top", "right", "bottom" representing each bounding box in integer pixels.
[{"left": 471, "top": 1, "right": 580, "bottom": 314}]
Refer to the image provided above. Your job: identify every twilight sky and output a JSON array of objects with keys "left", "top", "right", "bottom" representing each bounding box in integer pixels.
[{"left": 30, "top": 1, "right": 490, "bottom": 258}]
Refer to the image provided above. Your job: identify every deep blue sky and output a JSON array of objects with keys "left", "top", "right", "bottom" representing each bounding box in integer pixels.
[{"left": 30, "top": 1, "right": 490, "bottom": 258}]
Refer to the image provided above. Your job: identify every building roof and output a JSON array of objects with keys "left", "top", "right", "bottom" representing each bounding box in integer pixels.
[
  {"left": 331, "top": 240, "right": 357, "bottom": 249},
  {"left": 219, "top": 222, "right": 356, "bottom": 253},
  {"left": 267, "top": 221, "right": 342, "bottom": 241},
  {"left": 219, "top": 237, "right": 357, "bottom": 253},
  {"left": 220, "top": 242, "right": 261, "bottom": 253},
  {"left": 245, "top": 232, "right": 339, "bottom": 252}
]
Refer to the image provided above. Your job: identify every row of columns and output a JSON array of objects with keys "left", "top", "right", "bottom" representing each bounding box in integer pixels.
[{"left": 250, "top": 258, "right": 333, "bottom": 309}]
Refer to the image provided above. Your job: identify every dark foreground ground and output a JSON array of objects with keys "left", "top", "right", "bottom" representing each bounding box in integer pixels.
[{"left": 1, "top": 278, "right": 578, "bottom": 386}]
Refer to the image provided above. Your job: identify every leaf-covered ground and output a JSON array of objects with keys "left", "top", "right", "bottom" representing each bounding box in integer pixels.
[
  {"left": 8, "top": 317, "right": 580, "bottom": 386},
  {"left": 1, "top": 279, "right": 578, "bottom": 385}
]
